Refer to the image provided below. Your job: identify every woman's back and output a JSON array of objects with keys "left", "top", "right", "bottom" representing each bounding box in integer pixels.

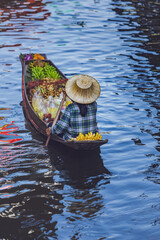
[
  {"left": 53, "top": 102, "right": 98, "bottom": 140},
  {"left": 69, "top": 102, "right": 98, "bottom": 138}
]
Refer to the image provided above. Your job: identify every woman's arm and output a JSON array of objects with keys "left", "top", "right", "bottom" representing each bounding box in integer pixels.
[{"left": 52, "top": 105, "right": 71, "bottom": 135}]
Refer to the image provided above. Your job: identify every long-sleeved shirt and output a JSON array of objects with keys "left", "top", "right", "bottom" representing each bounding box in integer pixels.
[{"left": 52, "top": 101, "right": 98, "bottom": 140}]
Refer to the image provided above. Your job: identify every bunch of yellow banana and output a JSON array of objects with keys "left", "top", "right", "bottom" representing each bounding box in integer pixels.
[{"left": 71, "top": 132, "right": 102, "bottom": 141}]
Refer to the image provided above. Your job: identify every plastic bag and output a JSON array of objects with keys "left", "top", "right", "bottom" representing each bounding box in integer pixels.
[
  {"left": 32, "top": 89, "right": 47, "bottom": 120},
  {"left": 47, "top": 96, "right": 58, "bottom": 118}
]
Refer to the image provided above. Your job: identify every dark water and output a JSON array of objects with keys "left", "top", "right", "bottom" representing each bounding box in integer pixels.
[{"left": 0, "top": 0, "right": 160, "bottom": 239}]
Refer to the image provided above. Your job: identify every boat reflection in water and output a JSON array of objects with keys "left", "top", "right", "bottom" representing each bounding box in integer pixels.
[{"left": 48, "top": 141, "right": 111, "bottom": 183}]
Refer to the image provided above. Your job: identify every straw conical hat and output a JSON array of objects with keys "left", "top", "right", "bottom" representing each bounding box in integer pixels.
[{"left": 65, "top": 74, "right": 101, "bottom": 104}]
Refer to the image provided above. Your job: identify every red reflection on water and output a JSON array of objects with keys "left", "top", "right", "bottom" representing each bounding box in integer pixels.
[
  {"left": 0, "top": 121, "right": 22, "bottom": 144},
  {"left": 0, "top": 44, "right": 22, "bottom": 48},
  {"left": 0, "top": 185, "right": 13, "bottom": 190},
  {"left": 0, "top": 0, "right": 50, "bottom": 24}
]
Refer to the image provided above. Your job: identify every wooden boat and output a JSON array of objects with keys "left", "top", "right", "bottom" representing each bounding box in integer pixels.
[{"left": 19, "top": 53, "right": 108, "bottom": 150}]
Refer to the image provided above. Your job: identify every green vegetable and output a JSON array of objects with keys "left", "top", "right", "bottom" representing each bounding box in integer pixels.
[
  {"left": 30, "top": 63, "right": 61, "bottom": 80},
  {"left": 43, "top": 65, "right": 60, "bottom": 79},
  {"left": 32, "top": 66, "right": 45, "bottom": 80}
]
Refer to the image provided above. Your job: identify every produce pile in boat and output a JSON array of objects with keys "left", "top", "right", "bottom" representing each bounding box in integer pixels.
[
  {"left": 22, "top": 53, "right": 71, "bottom": 123},
  {"left": 71, "top": 132, "right": 102, "bottom": 141}
]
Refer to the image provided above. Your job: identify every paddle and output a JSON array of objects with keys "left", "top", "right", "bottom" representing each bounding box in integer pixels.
[{"left": 45, "top": 91, "right": 66, "bottom": 147}]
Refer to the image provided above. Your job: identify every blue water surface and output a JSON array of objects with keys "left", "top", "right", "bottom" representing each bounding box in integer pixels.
[{"left": 0, "top": 0, "right": 160, "bottom": 239}]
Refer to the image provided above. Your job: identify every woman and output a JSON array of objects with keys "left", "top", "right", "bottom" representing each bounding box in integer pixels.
[{"left": 46, "top": 74, "right": 101, "bottom": 140}]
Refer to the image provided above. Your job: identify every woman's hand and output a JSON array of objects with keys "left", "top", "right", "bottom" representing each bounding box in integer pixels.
[{"left": 46, "top": 127, "right": 52, "bottom": 136}]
